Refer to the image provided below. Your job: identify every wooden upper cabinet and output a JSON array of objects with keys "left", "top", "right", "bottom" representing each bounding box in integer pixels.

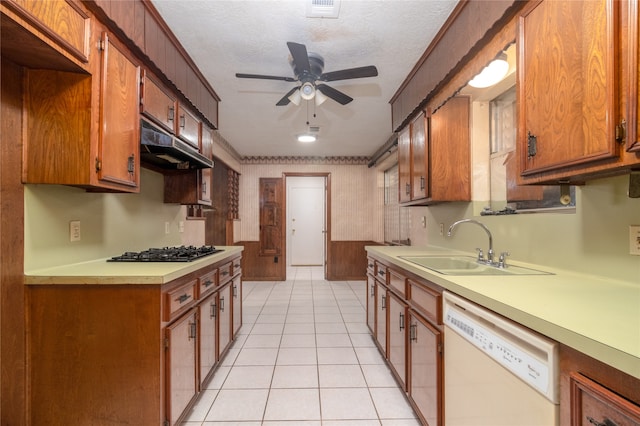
[
  {"left": 397, "top": 126, "right": 412, "bottom": 203},
  {"left": 517, "top": 0, "right": 619, "bottom": 182},
  {"left": 97, "top": 31, "right": 140, "bottom": 190},
  {"left": 429, "top": 96, "right": 471, "bottom": 202},
  {"left": 3, "top": 0, "right": 91, "bottom": 63},
  {"left": 141, "top": 70, "right": 177, "bottom": 133},
  {"left": 627, "top": 0, "right": 640, "bottom": 153},
  {"left": 411, "top": 113, "right": 428, "bottom": 200}
]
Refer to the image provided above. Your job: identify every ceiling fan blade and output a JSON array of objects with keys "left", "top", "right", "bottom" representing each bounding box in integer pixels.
[
  {"left": 236, "top": 73, "right": 296, "bottom": 82},
  {"left": 276, "top": 86, "right": 300, "bottom": 106},
  {"left": 319, "top": 65, "right": 378, "bottom": 82},
  {"left": 287, "top": 42, "right": 311, "bottom": 74},
  {"left": 316, "top": 84, "right": 353, "bottom": 105}
]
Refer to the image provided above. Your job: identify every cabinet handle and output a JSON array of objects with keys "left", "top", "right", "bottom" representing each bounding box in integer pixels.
[
  {"left": 410, "top": 323, "right": 417, "bottom": 341},
  {"left": 127, "top": 154, "right": 135, "bottom": 174},
  {"left": 203, "top": 279, "right": 213, "bottom": 288},
  {"left": 587, "top": 417, "right": 618, "bottom": 426},
  {"left": 381, "top": 295, "right": 386, "bottom": 309},
  {"left": 167, "top": 106, "right": 175, "bottom": 122},
  {"left": 370, "top": 285, "right": 375, "bottom": 297},
  {"left": 222, "top": 270, "right": 229, "bottom": 277},
  {"left": 220, "top": 296, "right": 225, "bottom": 312},
  {"left": 176, "top": 294, "right": 191, "bottom": 304},
  {"left": 188, "top": 321, "right": 196, "bottom": 340},
  {"left": 405, "top": 182, "right": 410, "bottom": 195},
  {"left": 399, "top": 312, "right": 405, "bottom": 330},
  {"left": 233, "top": 284, "right": 238, "bottom": 297},
  {"left": 420, "top": 176, "right": 425, "bottom": 190},
  {"left": 179, "top": 115, "right": 185, "bottom": 129},
  {"left": 527, "top": 131, "right": 537, "bottom": 158},
  {"left": 201, "top": 180, "right": 207, "bottom": 194},
  {"left": 210, "top": 302, "right": 216, "bottom": 318}
]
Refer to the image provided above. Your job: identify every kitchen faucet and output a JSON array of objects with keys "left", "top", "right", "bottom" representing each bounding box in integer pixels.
[{"left": 447, "top": 219, "right": 496, "bottom": 265}]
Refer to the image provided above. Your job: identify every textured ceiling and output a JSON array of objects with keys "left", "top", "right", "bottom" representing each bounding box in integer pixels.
[{"left": 151, "top": 0, "right": 458, "bottom": 158}]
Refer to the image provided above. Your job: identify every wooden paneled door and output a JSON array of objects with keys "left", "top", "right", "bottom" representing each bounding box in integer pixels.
[{"left": 259, "top": 178, "right": 283, "bottom": 257}]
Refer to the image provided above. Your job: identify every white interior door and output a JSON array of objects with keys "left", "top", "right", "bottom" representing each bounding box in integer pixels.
[{"left": 287, "top": 176, "right": 325, "bottom": 266}]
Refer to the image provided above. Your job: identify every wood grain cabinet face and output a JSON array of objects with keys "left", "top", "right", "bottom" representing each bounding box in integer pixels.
[
  {"left": 165, "top": 309, "right": 198, "bottom": 426},
  {"left": 411, "top": 113, "right": 429, "bottom": 200},
  {"left": 366, "top": 274, "right": 376, "bottom": 334},
  {"left": 231, "top": 275, "right": 242, "bottom": 338},
  {"left": 217, "top": 281, "right": 233, "bottom": 359},
  {"left": 570, "top": 372, "right": 640, "bottom": 426},
  {"left": 409, "top": 310, "right": 443, "bottom": 426},
  {"left": 398, "top": 126, "right": 412, "bottom": 203},
  {"left": 141, "top": 70, "right": 177, "bottom": 133},
  {"left": 627, "top": 0, "right": 640, "bottom": 153},
  {"left": 375, "top": 282, "right": 387, "bottom": 356},
  {"left": 517, "top": 0, "right": 619, "bottom": 181},
  {"left": 176, "top": 103, "right": 201, "bottom": 149},
  {"left": 388, "top": 292, "right": 408, "bottom": 391},
  {"left": 97, "top": 31, "right": 140, "bottom": 190},
  {"left": 198, "top": 292, "right": 217, "bottom": 387}
]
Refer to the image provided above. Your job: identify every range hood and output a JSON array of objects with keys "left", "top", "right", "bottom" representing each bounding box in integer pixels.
[{"left": 140, "top": 119, "right": 213, "bottom": 170}]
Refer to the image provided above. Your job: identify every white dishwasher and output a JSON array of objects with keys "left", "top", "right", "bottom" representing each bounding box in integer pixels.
[{"left": 443, "top": 291, "right": 559, "bottom": 426}]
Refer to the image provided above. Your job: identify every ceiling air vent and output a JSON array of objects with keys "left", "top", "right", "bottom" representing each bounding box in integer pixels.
[
  {"left": 306, "top": 0, "right": 341, "bottom": 18},
  {"left": 309, "top": 126, "right": 320, "bottom": 133}
]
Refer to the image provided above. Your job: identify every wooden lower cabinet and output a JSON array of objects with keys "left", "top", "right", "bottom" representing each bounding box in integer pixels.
[
  {"left": 409, "top": 310, "right": 443, "bottom": 426},
  {"left": 232, "top": 275, "right": 243, "bottom": 338},
  {"left": 166, "top": 308, "right": 198, "bottom": 426},
  {"left": 388, "top": 292, "right": 408, "bottom": 390},
  {"left": 199, "top": 291, "right": 217, "bottom": 386},
  {"left": 366, "top": 274, "right": 376, "bottom": 333},
  {"left": 27, "top": 254, "right": 242, "bottom": 426},
  {"left": 366, "top": 254, "right": 444, "bottom": 426}
]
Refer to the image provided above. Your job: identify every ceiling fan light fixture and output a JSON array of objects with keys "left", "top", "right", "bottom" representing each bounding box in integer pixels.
[
  {"left": 297, "top": 133, "right": 317, "bottom": 143},
  {"left": 468, "top": 53, "right": 509, "bottom": 88},
  {"left": 288, "top": 89, "right": 302, "bottom": 106},
  {"left": 300, "top": 81, "right": 316, "bottom": 100},
  {"left": 315, "top": 89, "right": 328, "bottom": 106}
]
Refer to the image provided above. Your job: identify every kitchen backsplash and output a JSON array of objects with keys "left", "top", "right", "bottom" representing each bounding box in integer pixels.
[
  {"left": 408, "top": 174, "right": 639, "bottom": 283},
  {"left": 24, "top": 168, "right": 204, "bottom": 271}
]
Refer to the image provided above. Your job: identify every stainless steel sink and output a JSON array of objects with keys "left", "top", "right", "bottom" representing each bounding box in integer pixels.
[{"left": 399, "top": 255, "right": 552, "bottom": 276}]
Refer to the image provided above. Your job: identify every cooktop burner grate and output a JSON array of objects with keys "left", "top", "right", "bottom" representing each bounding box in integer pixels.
[{"left": 107, "top": 245, "right": 223, "bottom": 262}]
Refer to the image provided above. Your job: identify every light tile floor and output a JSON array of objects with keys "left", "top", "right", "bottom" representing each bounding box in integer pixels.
[{"left": 181, "top": 266, "right": 421, "bottom": 426}]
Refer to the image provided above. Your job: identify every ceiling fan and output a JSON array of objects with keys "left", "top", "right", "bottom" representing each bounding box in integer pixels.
[{"left": 235, "top": 41, "right": 378, "bottom": 106}]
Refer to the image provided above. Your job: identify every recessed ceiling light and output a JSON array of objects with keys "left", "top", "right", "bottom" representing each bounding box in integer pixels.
[{"left": 298, "top": 134, "right": 317, "bottom": 143}]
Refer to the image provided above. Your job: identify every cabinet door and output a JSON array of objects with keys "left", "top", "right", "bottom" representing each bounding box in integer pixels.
[
  {"left": 388, "top": 292, "right": 407, "bottom": 390},
  {"left": 411, "top": 113, "right": 428, "bottom": 200},
  {"left": 141, "top": 71, "right": 176, "bottom": 133},
  {"left": 218, "top": 282, "right": 232, "bottom": 358},
  {"left": 232, "top": 275, "right": 242, "bottom": 338},
  {"left": 409, "top": 311, "right": 442, "bottom": 426},
  {"left": 176, "top": 103, "right": 200, "bottom": 149},
  {"left": 166, "top": 309, "right": 198, "bottom": 426},
  {"left": 627, "top": 0, "right": 640, "bottom": 152},
  {"left": 199, "top": 292, "right": 217, "bottom": 387},
  {"left": 518, "top": 0, "right": 618, "bottom": 178},
  {"left": 366, "top": 274, "right": 376, "bottom": 334},
  {"left": 430, "top": 96, "right": 471, "bottom": 201},
  {"left": 200, "top": 125, "right": 214, "bottom": 205},
  {"left": 398, "top": 126, "right": 412, "bottom": 203},
  {"left": 375, "top": 282, "right": 387, "bottom": 355},
  {"left": 97, "top": 32, "right": 140, "bottom": 190}
]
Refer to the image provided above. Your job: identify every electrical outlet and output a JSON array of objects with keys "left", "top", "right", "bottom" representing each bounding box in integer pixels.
[
  {"left": 179, "top": 221, "right": 185, "bottom": 233},
  {"left": 165, "top": 222, "right": 170, "bottom": 234},
  {"left": 69, "top": 220, "right": 81, "bottom": 242},
  {"left": 439, "top": 223, "right": 445, "bottom": 236},
  {"left": 421, "top": 216, "right": 426, "bottom": 228},
  {"left": 630, "top": 225, "right": 640, "bottom": 255}
]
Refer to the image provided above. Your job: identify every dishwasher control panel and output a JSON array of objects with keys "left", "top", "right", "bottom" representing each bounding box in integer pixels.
[{"left": 443, "top": 291, "right": 559, "bottom": 403}]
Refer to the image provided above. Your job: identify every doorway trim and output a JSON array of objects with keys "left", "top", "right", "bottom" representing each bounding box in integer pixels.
[{"left": 283, "top": 172, "right": 331, "bottom": 279}]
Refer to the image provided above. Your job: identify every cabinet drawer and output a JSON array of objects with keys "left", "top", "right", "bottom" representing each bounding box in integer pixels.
[
  {"left": 409, "top": 280, "right": 442, "bottom": 325},
  {"left": 367, "top": 257, "right": 375, "bottom": 275},
  {"left": 219, "top": 261, "right": 233, "bottom": 285},
  {"left": 570, "top": 372, "right": 640, "bottom": 426},
  {"left": 231, "top": 257, "right": 242, "bottom": 277},
  {"left": 165, "top": 279, "right": 197, "bottom": 321},
  {"left": 176, "top": 104, "right": 200, "bottom": 149},
  {"left": 388, "top": 268, "right": 407, "bottom": 297},
  {"left": 198, "top": 269, "right": 217, "bottom": 298},
  {"left": 375, "top": 261, "right": 387, "bottom": 282},
  {"left": 141, "top": 71, "right": 176, "bottom": 132}
]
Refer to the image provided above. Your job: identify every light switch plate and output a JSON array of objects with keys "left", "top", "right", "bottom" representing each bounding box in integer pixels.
[{"left": 630, "top": 225, "right": 640, "bottom": 255}]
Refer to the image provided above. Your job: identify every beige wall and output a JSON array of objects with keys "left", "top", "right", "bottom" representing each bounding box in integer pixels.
[{"left": 238, "top": 162, "right": 383, "bottom": 243}]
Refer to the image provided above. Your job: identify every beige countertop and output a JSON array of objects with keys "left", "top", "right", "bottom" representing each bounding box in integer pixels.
[
  {"left": 366, "top": 245, "right": 640, "bottom": 380},
  {"left": 24, "top": 246, "right": 243, "bottom": 285}
]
